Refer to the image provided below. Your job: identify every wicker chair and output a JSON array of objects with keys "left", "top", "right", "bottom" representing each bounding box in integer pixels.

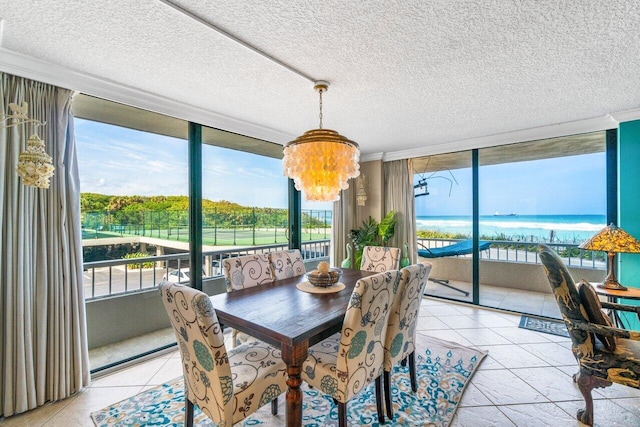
[
  {"left": 360, "top": 246, "right": 400, "bottom": 272},
  {"left": 221, "top": 253, "right": 274, "bottom": 347},
  {"left": 159, "top": 282, "right": 287, "bottom": 427},
  {"left": 301, "top": 270, "right": 402, "bottom": 426},
  {"left": 383, "top": 261, "right": 432, "bottom": 419},
  {"left": 539, "top": 244, "right": 640, "bottom": 426}
]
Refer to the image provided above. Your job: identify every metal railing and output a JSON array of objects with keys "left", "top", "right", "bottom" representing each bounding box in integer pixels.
[
  {"left": 417, "top": 238, "right": 606, "bottom": 268},
  {"left": 83, "top": 240, "right": 329, "bottom": 300},
  {"left": 84, "top": 237, "right": 606, "bottom": 300}
]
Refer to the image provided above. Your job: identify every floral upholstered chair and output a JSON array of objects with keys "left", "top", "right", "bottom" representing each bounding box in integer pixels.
[
  {"left": 159, "top": 282, "right": 287, "bottom": 427},
  {"left": 222, "top": 253, "right": 274, "bottom": 291},
  {"left": 222, "top": 253, "right": 274, "bottom": 347},
  {"left": 301, "top": 270, "right": 402, "bottom": 427},
  {"left": 360, "top": 245, "right": 400, "bottom": 272},
  {"left": 382, "top": 261, "right": 432, "bottom": 418},
  {"left": 269, "top": 249, "right": 306, "bottom": 280},
  {"left": 539, "top": 244, "right": 640, "bottom": 426}
]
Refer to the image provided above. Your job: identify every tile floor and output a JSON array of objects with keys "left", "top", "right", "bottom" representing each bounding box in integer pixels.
[
  {"left": 3, "top": 297, "right": 640, "bottom": 427},
  {"left": 89, "top": 280, "right": 561, "bottom": 372}
]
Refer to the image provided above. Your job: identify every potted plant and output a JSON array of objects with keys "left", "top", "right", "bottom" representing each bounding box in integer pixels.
[{"left": 348, "top": 211, "right": 397, "bottom": 268}]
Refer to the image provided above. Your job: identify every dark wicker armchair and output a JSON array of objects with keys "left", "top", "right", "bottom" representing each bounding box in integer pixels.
[{"left": 539, "top": 244, "right": 640, "bottom": 426}]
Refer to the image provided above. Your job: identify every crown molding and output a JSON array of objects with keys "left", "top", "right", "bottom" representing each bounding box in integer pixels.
[
  {"left": 0, "top": 48, "right": 294, "bottom": 144},
  {"left": 610, "top": 108, "right": 640, "bottom": 123},
  {"left": 383, "top": 114, "right": 620, "bottom": 162},
  {"left": 360, "top": 152, "right": 384, "bottom": 162}
]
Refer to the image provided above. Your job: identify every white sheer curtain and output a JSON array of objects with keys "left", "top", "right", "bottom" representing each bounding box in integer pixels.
[
  {"left": 331, "top": 180, "right": 357, "bottom": 267},
  {"left": 0, "top": 73, "right": 89, "bottom": 417},
  {"left": 383, "top": 159, "right": 417, "bottom": 263}
]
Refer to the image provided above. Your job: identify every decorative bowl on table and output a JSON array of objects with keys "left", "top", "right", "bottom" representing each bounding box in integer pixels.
[{"left": 307, "top": 268, "right": 342, "bottom": 288}]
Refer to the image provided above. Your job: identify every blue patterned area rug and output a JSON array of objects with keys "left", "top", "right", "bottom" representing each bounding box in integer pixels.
[
  {"left": 519, "top": 315, "right": 570, "bottom": 338},
  {"left": 91, "top": 335, "right": 486, "bottom": 427}
]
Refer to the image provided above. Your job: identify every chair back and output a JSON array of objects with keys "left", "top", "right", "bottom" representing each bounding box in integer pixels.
[
  {"left": 538, "top": 244, "right": 594, "bottom": 359},
  {"left": 334, "top": 270, "right": 402, "bottom": 401},
  {"left": 384, "top": 262, "right": 432, "bottom": 370},
  {"left": 159, "top": 282, "right": 233, "bottom": 425},
  {"left": 269, "top": 249, "right": 306, "bottom": 280},
  {"left": 360, "top": 246, "right": 400, "bottom": 272},
  {"left": 222, "top": 253, "right": 274, "bottom": 291}
]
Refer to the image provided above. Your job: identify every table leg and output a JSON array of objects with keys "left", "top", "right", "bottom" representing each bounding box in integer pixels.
[{"left": 281, "top": 341, "right": 309, "bottom": 427}]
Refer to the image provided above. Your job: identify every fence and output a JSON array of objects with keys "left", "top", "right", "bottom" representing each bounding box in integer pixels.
[{"left": 82, "top": 208, "right": 332, "bottom": 244}]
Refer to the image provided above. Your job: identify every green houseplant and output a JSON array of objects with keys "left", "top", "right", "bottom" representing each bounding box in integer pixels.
[{"left": 348, "top": 211, "right": 397, "bottom": 268}]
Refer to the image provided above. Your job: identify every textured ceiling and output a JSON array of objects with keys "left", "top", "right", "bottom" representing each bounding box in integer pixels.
[{"left": 1, "top": 1, "right": 640, "bottom": 157}]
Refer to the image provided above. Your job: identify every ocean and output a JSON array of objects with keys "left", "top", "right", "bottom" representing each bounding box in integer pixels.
[{"left": 416, "top": 214, "right": 606, "bottom": 243}]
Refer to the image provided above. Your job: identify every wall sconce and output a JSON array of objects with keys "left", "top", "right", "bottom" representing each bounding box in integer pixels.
[
  {"left": 356, "top": 174, "right": 368, "bottom": 206},
  {"left": 1, "top": 102, "right": 54, "bottom": 189}
]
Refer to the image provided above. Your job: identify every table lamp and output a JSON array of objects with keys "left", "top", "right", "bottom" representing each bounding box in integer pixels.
[{"left": 579, "top": 223, "right": 640, "bottom": 290}]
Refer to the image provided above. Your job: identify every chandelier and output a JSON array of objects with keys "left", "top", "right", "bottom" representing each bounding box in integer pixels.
[{"left": 283, "top": 81, "right": 360, "bottom": 202}]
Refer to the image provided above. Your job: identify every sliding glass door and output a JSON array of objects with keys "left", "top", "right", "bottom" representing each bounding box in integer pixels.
[{"left": 414, "top": 151, "right": 474, "bottom": 303}]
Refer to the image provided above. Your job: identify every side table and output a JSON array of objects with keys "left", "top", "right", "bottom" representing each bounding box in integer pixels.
[{"left": 594, "top": 286, "right": 640, "bottom": 329}]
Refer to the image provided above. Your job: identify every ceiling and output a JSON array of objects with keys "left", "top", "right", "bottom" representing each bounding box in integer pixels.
[{"left": 1, "top": 1, "right": 639, "bottom": 159}]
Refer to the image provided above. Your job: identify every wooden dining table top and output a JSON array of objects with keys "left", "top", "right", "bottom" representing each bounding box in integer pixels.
[{"left": 208, "top": 268, "right": 376, "bottom": 348}]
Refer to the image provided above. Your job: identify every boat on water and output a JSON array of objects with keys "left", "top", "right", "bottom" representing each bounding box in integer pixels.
[{"left": 493, "top": 211, "right": 517, "bottom": 216}]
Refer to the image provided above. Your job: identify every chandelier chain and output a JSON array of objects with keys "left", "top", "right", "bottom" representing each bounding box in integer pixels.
[{"left": 318, "top": 88, "right": 323, "bottom": 129}]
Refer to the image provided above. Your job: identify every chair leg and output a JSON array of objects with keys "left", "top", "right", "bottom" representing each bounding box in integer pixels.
[
  {"left": 383, "top": 370, "right": 393, "bottom": 420},
  {"left": 400, "top": 357, "right": 407, "bottom": 367},
  {"left": 338, "top": 401, "right": 347, "bottom": 427},
  {"left": 271, "top": 397, "right": 278, "bottom": 415},
  {"left": 409, "top": 351, "right": 417, "bottom": 392},
  {"left": 375, "top": 375, "right": 386, "bottom": 424},
  {"left": 573, "top": 371, "right": 612, "bottom": 426},
  {"left": 231, "top": 328, "right": 238, "bottom": 349},
  {"left": 185, "top": 398, "right": 194, "bottom": 427}
]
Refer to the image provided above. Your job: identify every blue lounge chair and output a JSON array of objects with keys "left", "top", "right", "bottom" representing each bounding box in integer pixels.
[{"left": 418, "top": 239, "right": 492, "bottom": 296}]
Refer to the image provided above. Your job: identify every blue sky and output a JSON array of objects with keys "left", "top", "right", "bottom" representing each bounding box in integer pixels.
[
  {"left": 75, "top": 118, "right": 331, "bottom": 210},
  {"left": 75, "top": 118, "right": 605, "bottom": 215},
  {"left": 415, "top": 152, "right": 606, "bottom": 216}
]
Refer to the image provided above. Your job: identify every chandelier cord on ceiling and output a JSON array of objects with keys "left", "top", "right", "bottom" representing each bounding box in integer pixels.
[{"left": 158, "top": 0, "right": 316, "bottom": 83}]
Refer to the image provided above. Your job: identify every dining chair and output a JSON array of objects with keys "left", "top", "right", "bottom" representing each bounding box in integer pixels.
[
  {"left": 301, "top": 270, "right": 402, "bottom": 427},
  {"left": 360, "top": 245, "right": 401, "bottom": 272},
  {"left": 382, "top": 261, "right": 432, "bottom": 419},
  {"left": 222, "top": 253, "right": 274, "bottom": 347},
  {"left": 269, "top": 248, "right": 306, "bottom": 280},
  {"left": 159, "top": 282, "right": 287, "bottom": 427}
]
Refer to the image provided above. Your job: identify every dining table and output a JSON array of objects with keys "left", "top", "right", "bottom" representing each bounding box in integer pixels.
[{"left": 208, "top": 267, "right": 376, "bottom": 427}]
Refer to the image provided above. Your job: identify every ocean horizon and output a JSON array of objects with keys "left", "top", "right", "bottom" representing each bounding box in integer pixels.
[{"left": 416, "top": 214, "right": 605, "bottom": 243}]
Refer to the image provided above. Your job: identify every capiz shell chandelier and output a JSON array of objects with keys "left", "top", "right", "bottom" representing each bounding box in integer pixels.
[{"left": 283, "top": 81, "right": 360, "bottom": 202}]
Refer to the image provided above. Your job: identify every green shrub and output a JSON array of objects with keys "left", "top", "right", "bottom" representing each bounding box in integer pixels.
[
  {"left": 417, "top": 230, "right": 469, "bottom": 240},
  {"left": 123, "top": 252, "right": 154, "bottom": 269}
]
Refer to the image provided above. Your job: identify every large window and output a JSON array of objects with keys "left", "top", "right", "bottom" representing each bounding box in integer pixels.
[
  {"left": 74, "top": 95, "right": 332, "bottom": 373},
  {"left": 414, "top": 131, "right": 608, "bottom": 316},
  {"left": 478, "top": 132, "right": 607, "bottom": 316},
  {"left": 74, "top": 95, "right": 190, "bottom": 371}
]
